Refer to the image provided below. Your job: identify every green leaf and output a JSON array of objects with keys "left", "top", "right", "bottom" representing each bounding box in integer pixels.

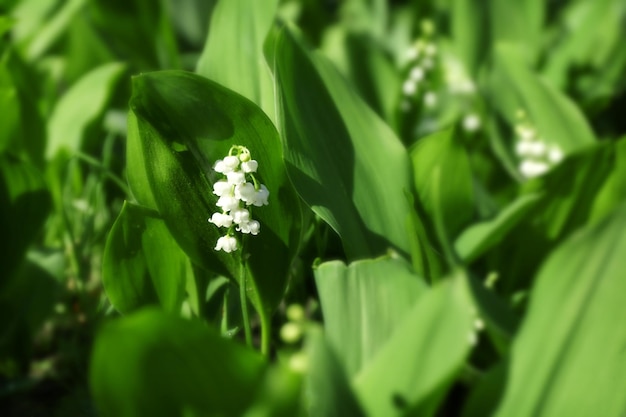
[
  {"left": 127, "top": 70, "right": 300, "bottom": 316},
  {"left": 411, "top": 128, "right": 475, "bottom": 240},
  {"left": 353, "top": 272, "right": 475, "bottom": 417},
  {"left": 304, "top": 328, "right": 366, "bottom": 417},
  {"left": 489, "top": 142, "right": 617, "bottom": 292},
  {"left": 102, "top": 201, "right": 189, "bottom": 314},
  {"left": 90, "top": 308, "right": 266, "bottom": 417},
  {"left": 492, "top": 204, "right": 626, "bottom": 417},
  {"left": 0, "top": 56, "right": 20, "bottom": 154},
  {"left": 314, "top": 256, "right": 427, "bottom": 378},
  {"left": 489, "top": 43, "right": 595, "bottom": 154},
  {"left": 455, "top": 193, "right": 542, "bottom": 263},
  {"left": 271, "top": 25, "right": 412, "bottom": 260},
  {"left": 46, "top": 62, "right": 126, "bottom": 159},
  {"left": 196, "top": 0, "right": 277, "bottom": 121},
  {"left": 0, "top": 155, "right": 50, "bottom": 282},
  {"left": 321, "top": 27, "right": 401, "bottom": 123}
]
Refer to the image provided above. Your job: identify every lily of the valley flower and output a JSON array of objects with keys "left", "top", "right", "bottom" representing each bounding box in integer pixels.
[{"left": 208, "top": 146, "right": 269, "bottom": 252}]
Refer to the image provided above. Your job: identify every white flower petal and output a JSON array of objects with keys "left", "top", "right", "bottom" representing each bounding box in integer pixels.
[
  {"left": 226, "top": 171, "right": 246, "bottom": 185},
  {"left": 235, "top": 182, "right": 256, "bottom": 203},
  {"left": 215, "top": 235, "right": 238, "bottom": 252},
  {"left": 251, "top": 184, "right": 269, "bottom": 207},
  {"left": 241, "top": 160, "right": 258, "bottom": 173},
  {"left": 212, "top": 180, "right": 232, "bottom": 197},
  {"left": 208, "top": 212, "right": 233, "bottom": 228},
  {"left": 216, "top": 195, "right": 239, "bottom": 212},
  {"left": 231, "top": 208, "right": 250, "bottom": 225}
]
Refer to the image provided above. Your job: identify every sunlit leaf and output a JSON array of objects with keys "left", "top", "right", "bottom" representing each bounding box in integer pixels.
[
  {"left": 314, "top": 256, "right": 427, "bottom": 378},
  {"left": 46, "top": 62, "right": 126, "bottom": 159},
  {"left": 196, "top": 0, "right": 277, "bottom": 121},
  {"left": 354, "top": 272, "right": 474, "bottom": 417},
  {"left": 492, "top": 204, "right": 626, "bottom": 417}
]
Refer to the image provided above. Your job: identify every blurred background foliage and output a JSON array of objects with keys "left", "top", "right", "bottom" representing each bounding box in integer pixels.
[{"left": 0, "top": 0, "right": 625, "bottom": 415}]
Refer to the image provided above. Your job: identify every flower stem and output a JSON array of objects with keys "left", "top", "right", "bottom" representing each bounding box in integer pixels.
[
  {"left": 260, "top": 309, "right": 271, "bottom": 357},
  {"left": 239, "top": 260, "right": 253, "bottom": 348}
]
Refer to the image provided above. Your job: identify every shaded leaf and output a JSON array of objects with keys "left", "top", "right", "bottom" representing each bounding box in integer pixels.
[
  {"left": 90, "top": 309, "right": 266, "bottom": 417},
  {"left": 102, "top": 201, "right": 188, "bottom": 314},
  {"left": 127, "top": 70, "right": 300, "bottom": 315},
  {"left": 411, "top": 128, "right": 475, "bottom": 240},
  {"left": 304, "top": 328, "right": 366, "bottom": 417},
  {"left": 271, "top": 25, "right": 411, "bottom": 260}
]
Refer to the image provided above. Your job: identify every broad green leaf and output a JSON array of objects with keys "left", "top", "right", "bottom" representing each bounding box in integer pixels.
[
  {"left": 243, "top": 366, "right": 302, "bottom": 417},
  {"left": 0, "top": 251, "right": 63, "bottom": 370},
  {"left": 90, "top": 308, "right": 266, "bottom": 417},
  {"left": 196, "top": 0, "right": 277, "bottom": 121},
  {"left": 542, "top": 0, "right": 626, "bottom": 97},
  {"left": 450, "top": 0, "right": 489, "bottom": 75},
  {"left": 304, "top": 328, "right": 365, "bottom": 417},
  {"left": 89, "top": 0, "right": 180, "bottom": 70},
  {"left": 411, "top": 128, "right": 475, "bottom": 240},
  {"left": 271, "top": 25, "right": 411, "bottom": 260},
  {"left": 589, "top": 136, "right": 626, "bottom": 222},
  {"left": 489, "top": 141, "right": 617, "bottom": 293},
  {"left": 321, "top": 27, "right": 400, "bottom": 123},
  {"left": 127, "top": 70, "right": 300, "bottom": 316},
  {"left": 46, "top": 62, "right": 126, "bottom": 159},
  {"left": 0, "top": 155, "right": 50, "bottom": 282},
  {"left": 0, "top": 57, "right": 20, "bottom": 154},
  {"left": 452, "top": 0, "right": 543, "bottom": 73},
  {"left": 22, "top": 0, "right": 87, "bottom": 60},
  {"left": 493, "top": 204, "right": 626, "bottom": 417},
  {"left": 455, "top": 193, "right": 542, "bottom": 263},
  {"left": 489, "top": 0, "right": 543, "bottom": 63},
  {"left": 489, "top": 43, "right": 595, "bottom": 154},
  {"left": 354, "top": 273, "right": 474, "bottom": 417},
  {"left": 102, "top": 201, "right": 188, "bottom": 314},
  {"left": 314, "top": 256, "right": 427, "bottom": 378},
  {"left": 304, "top": 328, "right": 366, "bottom": 417},
  {"left": 339, "top": 0, "right": 388, "bottom": 39}
]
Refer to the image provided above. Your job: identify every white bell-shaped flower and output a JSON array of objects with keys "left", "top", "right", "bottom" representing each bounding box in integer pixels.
[
  {"left": 215, "top": 235, "right": 238, "bottom": 253},
  {"left": 216, "top": 195, "right": 239, "bottom": 212},
  {"left": 230, "top": 207, "right": 250, "bottom": 225},
  {"left": 208, "top": 212, "right": 233, "bottom": 228},
  {"left": 241, "top": 160, "right": 258, "bottom": 173},
  {"left": 226, "top": 171, "right": 246, "bottom": 185},
  {"left": 213, "top": 180, "right": 232, "bottom": 197}
]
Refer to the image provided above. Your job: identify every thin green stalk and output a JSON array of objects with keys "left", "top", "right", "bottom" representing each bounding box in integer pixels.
[
  {"left": 259, "top": 309, "right": 271, "bottom": 357},
  {"left": 239, "top": 261, "right": 253, "bottom": 348}
]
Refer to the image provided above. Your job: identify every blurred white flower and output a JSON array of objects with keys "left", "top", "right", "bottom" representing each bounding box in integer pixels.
[{"left": 462, "top": 114, "right": 481, "bottom": 132}]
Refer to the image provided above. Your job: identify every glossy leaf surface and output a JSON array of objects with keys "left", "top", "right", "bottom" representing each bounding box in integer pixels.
[{"left": 271, "top": 25, "right": 411, "bottom": 260}]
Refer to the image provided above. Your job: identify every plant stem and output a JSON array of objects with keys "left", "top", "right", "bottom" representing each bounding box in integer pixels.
[
  {"left": 260, "top": 310, "right": 271, "bottom": 357},
  {"left": 239, "top": 260, "right": 253, "bottom": 348}
]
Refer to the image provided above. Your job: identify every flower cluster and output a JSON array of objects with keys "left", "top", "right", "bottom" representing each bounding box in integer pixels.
[
  {"left": 209, "top": 146, "right": 269, "bottom": 253},
  {"left": 401, "top": 37, "right": 439, "bottom": 111},
  {"left": 514, "top": 112, "right": 564, "bottom": 179}
]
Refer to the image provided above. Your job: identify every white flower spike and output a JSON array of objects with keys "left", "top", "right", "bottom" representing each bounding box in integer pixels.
[{"left": 208, "top": 145, "right": 269, "bottom": 252}]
